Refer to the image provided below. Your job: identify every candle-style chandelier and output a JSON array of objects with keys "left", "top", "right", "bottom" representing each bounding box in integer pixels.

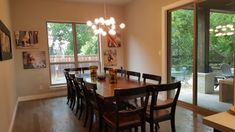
[{"left": 86, "top": 1, "right": 125, "bottom": 36}]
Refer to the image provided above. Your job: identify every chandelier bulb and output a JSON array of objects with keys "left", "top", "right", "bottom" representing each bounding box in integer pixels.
[
  {"left": 109, "top": 29, "right": 116, "bottom": 36},
  {"left": 87, "top": 21, "right": 92, "bottom": 27},
  {"left": 120, "top": 23, "right": 126, "bottom": 29},
  {"left": 92, "top": 25, "right": 97, "bottom": 30},
  {"left": 102, "top": 31, "right": 107, "bottom": 36},
  {"left": 94, "top": 18, "right": 99, "bottom": 24}
]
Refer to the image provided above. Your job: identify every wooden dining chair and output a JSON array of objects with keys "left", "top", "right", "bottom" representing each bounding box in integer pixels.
[
  {"left": 104, "top": 67, "right": 112, "bottom": 74},
  {"left": 116, "top": 68, "right": 126, "bottom": 77},
  {"left": 68, "top": 74, "right": 76, "bottom": 110},
  {"left": 71, "top": 76, "right": 85, "bottom": 117},
  {"left": 142, "top": 73, "right": 161, "bottom": 84},
  {"left": 146, "top": 81, "right": 181, "bottom": 132},
  {"left": 102, "top": 86, "right": 150, "bottom": 132},
  {"left": 81, "top": 67, "right": 90, "bottom": 74},
  {"left": 126, "top": 70, "right": 141, "bottom": 81},
  {"left": 64, "top": 68, "right": 82, "bottom": 105},
  {"left": 84, "top": 81, "right": 115, "bottom": 132}
]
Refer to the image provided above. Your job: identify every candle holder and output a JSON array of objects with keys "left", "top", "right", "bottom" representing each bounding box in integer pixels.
[
  {"left": 109, "top": 69, "right": 117, "bottom": 84},
  {"left": 90, "top": 66, "right": 98, "bottom": 79}
]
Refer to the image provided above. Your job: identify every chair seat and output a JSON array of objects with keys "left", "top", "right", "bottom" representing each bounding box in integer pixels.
[
  {"left": 146, "top": 108, "right": 171, "bottom": 122},
  {"left": 103, "top": 111, "right": 142, "bottom": 128}
]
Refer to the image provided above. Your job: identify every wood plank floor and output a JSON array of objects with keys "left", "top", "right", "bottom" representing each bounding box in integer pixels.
[{"left": 13, "top": 97, "right": 213, "bottom": 132}]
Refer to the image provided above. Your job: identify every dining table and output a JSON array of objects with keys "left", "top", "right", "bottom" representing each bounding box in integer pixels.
[{"left": 75, "top": 74, "right": 148, "bottom": 101}]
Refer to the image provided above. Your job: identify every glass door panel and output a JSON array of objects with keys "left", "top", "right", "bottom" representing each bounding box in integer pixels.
[
  {"left": 169, "top": 8, "right": 194, "bottom": 104},
  {"left": 196, "top": 0, "right": 234, "bottom": 112}
]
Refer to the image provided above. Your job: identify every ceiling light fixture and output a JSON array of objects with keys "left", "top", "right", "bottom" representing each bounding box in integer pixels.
[
  {"left": 210, "top": 24, "right": 234, "bottom": 37},
  {"left": 86, "top": 1, "right": 125, "bottom": 36}
]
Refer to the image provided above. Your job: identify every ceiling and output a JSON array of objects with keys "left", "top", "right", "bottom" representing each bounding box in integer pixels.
[
  {"left": 199, "top": 0, "right": 235, "bottom": 13},
  {"left": 51, "top": 0, "right": 134, "bottom": 6}
]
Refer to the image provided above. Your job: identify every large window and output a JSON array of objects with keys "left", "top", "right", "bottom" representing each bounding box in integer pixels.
[{"left": 47, "top": 22, "right": 100, "bottom": 85}]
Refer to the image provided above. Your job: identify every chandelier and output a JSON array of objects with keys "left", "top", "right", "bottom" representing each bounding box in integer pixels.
[
  {"left": 210, "top": 24, "right": 234, "bottom": 37},
  {"left": 86, "top": 2, "right": 125, "bottom": 36}
]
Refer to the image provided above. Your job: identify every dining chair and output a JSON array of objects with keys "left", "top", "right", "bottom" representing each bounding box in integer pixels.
[
  {"left": 81, "top": 67, "right": 90, "bottom": 74},
  {"left": 84, "top": 81, "right": 115, "bottom": 132},
  {"left": 146, "top": 81, "right": 181, "bottom": 132},
  {"left": 104, "top": 67, "right": 112, "bottom": 74},
  {"left": 64, "top": 68, "right": 82, "bottom": 105},
  {"left": 102, "top": 86, "right": 150, "bottom": 132},
  {"left": 67, "top": 74, "right": 77, "bottom": 110},
  {"left": 116, "top": 68, "right": 126, "bottom": 77},
  {"left": 142, "top": 73, "right": 161, "bottom": 84},
  {"left": 71, "top": 76, "right": 85, "bottom": 117},
  {"left": 126, "top": 70, "right": 141, "bottom": 81}
]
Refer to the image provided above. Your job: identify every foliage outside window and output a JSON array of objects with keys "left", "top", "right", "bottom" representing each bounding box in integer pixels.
[
  {"left": 171, "top": 10, "right": 235, "bottom": 73},
  {"left": 47, "top": 22, "right": 99, "bottom": 85}
]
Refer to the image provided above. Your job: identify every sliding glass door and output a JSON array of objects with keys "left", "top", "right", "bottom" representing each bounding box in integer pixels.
[{"left": 168, "top": 0, "right": 235, "bottom": 112}]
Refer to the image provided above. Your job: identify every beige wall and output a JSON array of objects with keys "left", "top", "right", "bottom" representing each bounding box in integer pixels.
[
  {"left": 10, "top": 0, "right": 125, "bottom": 97},
  {"left": 0, "top": 0, "right": 17, "bottom": 131},
  {"left": 124, "top": 0, "right": 178, "bottom": 76}
]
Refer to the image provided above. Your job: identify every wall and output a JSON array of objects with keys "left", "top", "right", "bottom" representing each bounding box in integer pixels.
[
  {"left": 10, "top": 0, "right": 125, "bottom": 97},
  {"left": 124, "top": 0, "right": 178, "bottom": 77},
  {"left": 0, "top": 0, "right": 17, "bottom": 131}
]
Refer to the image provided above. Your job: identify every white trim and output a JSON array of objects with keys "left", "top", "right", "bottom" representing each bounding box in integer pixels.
[
  {"left": 161, "top": 0, "right": 194, "bottom": 83},
  {"left": 18, "top": 91, "right": 67, "bottom": 102},
  {"left": 8, "top": 99, "right": 19, "bottom": 132}
]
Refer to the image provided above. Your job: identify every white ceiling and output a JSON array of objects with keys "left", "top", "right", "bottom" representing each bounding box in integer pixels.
[{"left": 63, "top": 0, "right": 133, "bottom": 5}]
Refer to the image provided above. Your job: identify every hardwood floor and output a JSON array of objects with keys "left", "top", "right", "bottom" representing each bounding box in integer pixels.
[{"left": 13, "top": 97, "right": 213, "bottom": 132}]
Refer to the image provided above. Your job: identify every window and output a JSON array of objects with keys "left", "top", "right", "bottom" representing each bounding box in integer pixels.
[{"left": 47, "top": 22, "right": 100, "bottom": 85}]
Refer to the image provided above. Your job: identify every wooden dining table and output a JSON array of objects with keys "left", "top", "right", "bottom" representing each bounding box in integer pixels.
[{"left": 79, "top": 75, "right": 148, "bottom": 101}]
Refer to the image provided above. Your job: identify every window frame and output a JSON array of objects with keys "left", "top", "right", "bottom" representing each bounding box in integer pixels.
[{"left": 46, "top": 21, "right": 101, "bottom": 86}]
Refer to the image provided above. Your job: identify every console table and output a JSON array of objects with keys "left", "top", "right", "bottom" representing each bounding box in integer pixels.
[{"left": 203, "top": 112, "right": 235, "bottom": 132}]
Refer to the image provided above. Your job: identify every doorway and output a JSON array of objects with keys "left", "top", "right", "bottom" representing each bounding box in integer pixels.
[{"left": 166, "top": 0, "right": 235, "bottom": 112}]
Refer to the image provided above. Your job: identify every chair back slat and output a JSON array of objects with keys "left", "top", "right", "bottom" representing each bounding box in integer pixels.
[
  {"left": 142, "top": 73, "right": 161, "bottom": 84},
  {"left": 126, "top": 70, "right": 141, "bottom": 81},
  {"left": 148, "top": 81, "right": 181, "bottom": 115},
  {"left": 114, "top": 86, "right": 150, "bottom": 126}
]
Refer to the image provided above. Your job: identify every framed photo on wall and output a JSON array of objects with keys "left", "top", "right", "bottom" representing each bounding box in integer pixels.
[
  {"left": 104, "top": 49, "right": 117, "bottom": 66},
  {"left": 15, "top": 31, "right": 39, "bottom": 48},
  {"left": 0, "top": 20, "right": 12, "bottom": 61},
  {"left": 22, "top": 51, "right": 46, "bottom": 69}
]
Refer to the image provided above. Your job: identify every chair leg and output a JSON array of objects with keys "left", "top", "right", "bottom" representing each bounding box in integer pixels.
[
  {"left": 150, "top": 121, "right": 154, "bottom": 132},
  {"left": 78, "top": 101, "right": 84, "bottom": 120},
  {"left": 170, "top": 118, "right": 176, "bottom": 132},
  {"left": 89, "top": 109, "right": 94, "bottom": 132},
  {"left": 99, "top": 113, "right": 103, "bottom": 132},
  {"left": 154, "top": 123, "right": 160, "bottom": 132},
  {"left": 135, "top": 126, "right": 138, "bottom": 132},
  {"left": 141, "top": 124, "right": 146, "bottom": 132},
  {"left": 75, "top": 97, "right": 80, "bottom": 115},
  {"left": 83, "top": 105, "right": 89, "bottom": 127}
]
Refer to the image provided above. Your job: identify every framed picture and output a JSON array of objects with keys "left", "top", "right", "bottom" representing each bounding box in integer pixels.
[
  {"left": 104, "top": 49, "right": 117, "bottom": 66},
  {"left": 22, "top": 51, "right": 46, "bottom": 69},
  {"left": 107, "top": 32, "right": 121, "bottom": 48},
  {"left": 15, "top": 31, "right": 39, "bottom": 48},
  {"left": 0, "top": 20, "right": 12, "bottom": 61}
]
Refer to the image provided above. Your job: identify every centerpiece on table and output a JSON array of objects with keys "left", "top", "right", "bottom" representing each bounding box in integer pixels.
[{"left": 109, "top": 68, "right": 117, "bottom": 84}]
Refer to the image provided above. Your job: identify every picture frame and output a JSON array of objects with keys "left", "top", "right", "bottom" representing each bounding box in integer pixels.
[
  {"left": 104, "top": 49, "right": 117, "bottom": 66},
  {"left": 15, "top": 31, "right": 39, "bottom": 48},
  {"left": 0, "top": 20, "right": 12, "bottom": 61},
  {"left": 22, "top": 51, "right": 46, "bottom": 69}
]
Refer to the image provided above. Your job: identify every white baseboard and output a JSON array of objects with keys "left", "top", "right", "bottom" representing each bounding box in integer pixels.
[
  {"left": 8, "top": 99, "right": 19, "bottom": 132},
  {"left": 18, "top": 90, "right": 67, "bottom": 102}
]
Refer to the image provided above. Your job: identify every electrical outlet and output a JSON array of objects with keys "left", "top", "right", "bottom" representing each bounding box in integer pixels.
[{"left": 39, "top": 85, "right": 43, "bottom": 90}]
